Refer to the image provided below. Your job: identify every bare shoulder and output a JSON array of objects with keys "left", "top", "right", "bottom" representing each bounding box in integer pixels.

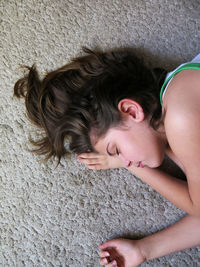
[
  {"left": 163, "top": 69, "right": 200, "bottom": 165},
  {"left": 163, "top": 68, "right": 200, "bottom": 132}
]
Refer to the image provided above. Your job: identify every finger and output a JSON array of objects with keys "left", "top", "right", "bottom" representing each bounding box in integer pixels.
[
  {"left": 99, "top": 257, "right": 109, "bottom": 266},
  {"left": 99, "top": 250, "right": 110, "bottom": 258},
  {"left": 78, "top": 158, "right": 101, "bottom": 164},
  {"left": 99, "top": 240, "right": 118, "bottom": 250},
  {"left": 106, "top": 260, "right": 118, "bottom": 267},
  {"left": 78, "top": 152, "right": 101, "bottom": 159},
  {"left": 86, "top": 164, "right": 102, "bottom": 170}
]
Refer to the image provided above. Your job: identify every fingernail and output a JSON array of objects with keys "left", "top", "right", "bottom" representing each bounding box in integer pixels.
[
  {"left": 103, "top": 258, "right": 108, "bottom": 264},
  {"left": 104, "top": 252, "right": 110, "bottom": 257}
]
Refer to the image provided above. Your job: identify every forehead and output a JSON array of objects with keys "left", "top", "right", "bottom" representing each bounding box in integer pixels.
[{"left": 93, "top": 125, "right": 130, "bottom": 152}]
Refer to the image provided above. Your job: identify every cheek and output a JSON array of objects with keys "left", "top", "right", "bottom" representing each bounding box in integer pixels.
[
  {"left": 119, "top": 133, "right": 147, "bottom": 160},
  {"left": 121, "top": 142, "right": 142, "bottom": 160}
]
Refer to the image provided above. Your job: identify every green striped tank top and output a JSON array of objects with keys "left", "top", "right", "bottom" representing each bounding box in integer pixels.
[{"left": 160, "top": 54, "right": 200, "bottom": 106}]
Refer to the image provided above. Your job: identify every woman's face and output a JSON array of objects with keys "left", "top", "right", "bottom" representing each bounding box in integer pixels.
[{"left": 93, "top": 116, "right": 167, "bottom": 169}]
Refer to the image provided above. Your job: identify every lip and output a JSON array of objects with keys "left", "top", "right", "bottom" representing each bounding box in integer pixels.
[
  {"left": 137, "top": 161, "right": 144, "bottom": 168},
  {"left": 127, "top": 161, "right": 132, "bottom": 167}
]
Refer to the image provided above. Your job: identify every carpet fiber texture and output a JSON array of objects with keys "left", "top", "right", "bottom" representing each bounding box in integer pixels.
[{"left": 0, "top": 0, "right": 200, "bottom": 266}]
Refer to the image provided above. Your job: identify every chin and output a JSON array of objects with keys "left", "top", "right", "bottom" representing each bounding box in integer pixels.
[
  {"left": 145, "top": 153, "right": 165, "bottom": 168},
  {"left": 149, "top": 163, "right": 160, "bottom": 168},
  {"left": 149, "top": 159, "right": 163, "bottom": 168}
]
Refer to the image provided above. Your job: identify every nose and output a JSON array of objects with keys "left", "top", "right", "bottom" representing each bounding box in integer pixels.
[{"left": 119, "top": 154, "right": 130, "bottom": 167}]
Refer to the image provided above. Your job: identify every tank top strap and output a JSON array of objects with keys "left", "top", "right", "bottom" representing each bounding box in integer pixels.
[{"left": 160, "top": 62, "right": 200, "bottom": 106}]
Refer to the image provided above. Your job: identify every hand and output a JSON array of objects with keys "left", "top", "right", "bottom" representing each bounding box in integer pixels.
[
  {"left": 98, "top": 238, "right": 146, "bottom": 267},
  {"left": 77, "top": 152, "right": 124, "bottom": 170}
]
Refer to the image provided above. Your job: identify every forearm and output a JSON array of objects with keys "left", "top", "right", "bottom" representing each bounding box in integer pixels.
[
  {"left": 137, "top": 214, "right": 200, "bottom": 261},
  {"left": 128, "top": 165, "right": 195, "bottom": 214}
]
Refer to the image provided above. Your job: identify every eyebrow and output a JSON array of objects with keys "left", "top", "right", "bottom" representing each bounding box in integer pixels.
[{"left": 106, "top": 143, "right": 115, "bottom": 156}]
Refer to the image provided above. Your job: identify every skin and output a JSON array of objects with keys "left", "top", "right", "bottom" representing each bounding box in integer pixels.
[{"left": 78, "top": 69, "right": 200, "bottom": 267}]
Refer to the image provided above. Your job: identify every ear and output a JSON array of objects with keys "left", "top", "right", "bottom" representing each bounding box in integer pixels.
[{"left": 118, "top": 99, "right": 145, "bottom": 122}]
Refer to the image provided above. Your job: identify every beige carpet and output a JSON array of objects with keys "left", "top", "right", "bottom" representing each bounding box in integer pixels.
[{"left": 0, "top": 0, "right": 200, "bottom": 266}]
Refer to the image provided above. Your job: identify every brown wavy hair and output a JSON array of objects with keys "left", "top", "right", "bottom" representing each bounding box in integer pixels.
[{"left": 14, "top": 47, "right": 167, "bottom": 166}]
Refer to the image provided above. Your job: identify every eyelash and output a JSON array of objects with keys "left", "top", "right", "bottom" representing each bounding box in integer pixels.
[{"left": 116, "top": 148, "right": 120, "bottom": 156}]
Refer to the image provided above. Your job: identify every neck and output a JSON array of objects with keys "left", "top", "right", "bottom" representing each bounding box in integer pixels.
[{"left": 153, "top": 121, "right": 168, "bottom": 151}]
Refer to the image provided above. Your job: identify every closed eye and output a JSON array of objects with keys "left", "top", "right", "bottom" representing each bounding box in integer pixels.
[
  {"left": 106, "top": 143, "right": 120, "bottom": 157},
  {"left": 116, "top": 147, "right": 120, "bottom": 156},
  {"left": 106, "top": 143, "right": 115, "bottom": 156}
]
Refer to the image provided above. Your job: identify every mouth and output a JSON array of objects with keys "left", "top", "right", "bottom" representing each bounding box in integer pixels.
[{"left": 126, "top": 161, "right": 144, "bottom": 168}]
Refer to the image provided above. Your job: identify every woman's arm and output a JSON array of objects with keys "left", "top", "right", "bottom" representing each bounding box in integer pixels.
[
  {"left": 137, "top": 214, "right": 200, "bottom": 261},
  {"left": 78, "top": 151, "right": 199, "bottom": 215},
  {"left": 162, "top": 103, "right": 200, "bottom": 215},
  {"left": 127, "top": 165, "right": 195, "bottom": 214}
]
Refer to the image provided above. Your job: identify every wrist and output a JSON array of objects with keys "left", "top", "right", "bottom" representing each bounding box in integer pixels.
[
  {"left": 137, "top": 239, "right": 149, "bottom": 262},
  {"left": 137, "top": 233, "right": 170, "bottom": 262}
]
